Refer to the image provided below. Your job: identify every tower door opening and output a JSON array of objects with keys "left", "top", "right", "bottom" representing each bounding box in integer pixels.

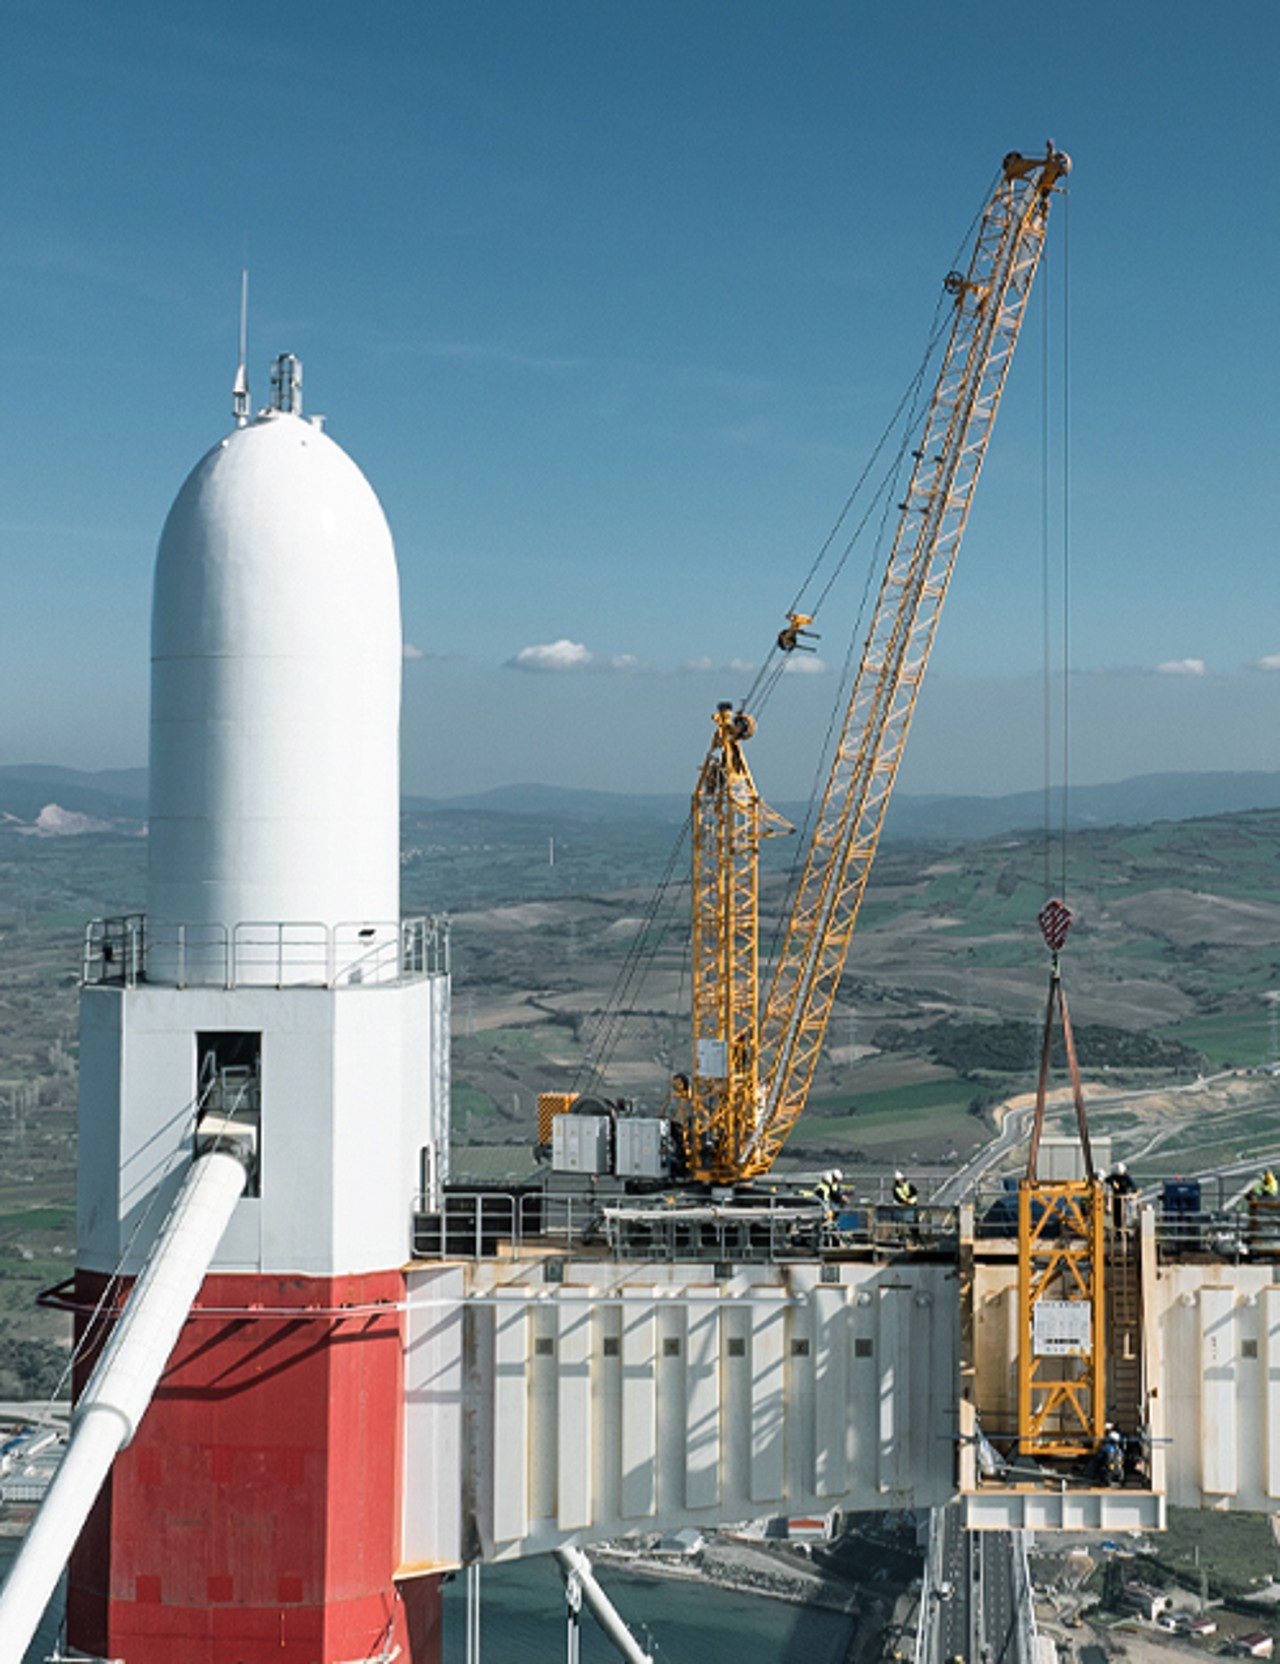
[{"left": 195, "top": 1030, "right": 262, "bottom": 1195}]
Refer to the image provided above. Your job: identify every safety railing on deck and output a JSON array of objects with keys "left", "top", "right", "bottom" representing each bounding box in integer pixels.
[
  {"left": 411, "top": 1188, "right": 959, "bottom": 1263},
  {"left": 970, "top": 1172, "right": 1274, "bottom": 1262},
  {"left": 83, "top": 914, "right": 450, "bottom": 989}
]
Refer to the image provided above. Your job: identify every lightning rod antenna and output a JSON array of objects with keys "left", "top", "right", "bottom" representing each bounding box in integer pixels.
[{"left": 232, "top": 270, "right": 250, "bottom": 426}]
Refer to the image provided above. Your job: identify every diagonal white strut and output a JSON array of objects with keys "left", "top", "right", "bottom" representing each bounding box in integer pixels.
[
  {"left": 554, "top": 1545, "right": 655, "bottom": 1664},
  {"left": 0, "top": 1145, "right": 249, "bottom": 1664}
]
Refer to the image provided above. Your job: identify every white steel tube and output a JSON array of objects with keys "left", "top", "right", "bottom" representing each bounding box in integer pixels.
[
  {"left": 554, "top": 1546, "right": 654, "bottom": 1664},
  {"left": 0, "top": 1148, "right": 248, "bottom": 1664}
]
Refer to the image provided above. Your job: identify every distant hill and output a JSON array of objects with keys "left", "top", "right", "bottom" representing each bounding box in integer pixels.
[
  {"left": 5, "top": 764, "right": 1280, "bottom": 843},
  {"left": 408, "top": 772, "right": 1280, "bottom": 842},
  {"left": 884, "top": 772, "right": 1280, "bottom": 841},
  {"left": 0, "top": 764, "right": 148, "bottom": 826}
]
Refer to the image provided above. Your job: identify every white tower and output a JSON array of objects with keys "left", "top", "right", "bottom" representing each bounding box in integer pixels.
[
  {"left": 67, "top": 356, "right": 450, "bottom": 1659},
  {"left": 148, "top": 353, "right": 400, "bottom": 983}
]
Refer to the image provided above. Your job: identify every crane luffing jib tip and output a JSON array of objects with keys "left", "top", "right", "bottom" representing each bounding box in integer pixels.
[{"left": 1002, "top": 146, "right": 1072, "bottom": 189}]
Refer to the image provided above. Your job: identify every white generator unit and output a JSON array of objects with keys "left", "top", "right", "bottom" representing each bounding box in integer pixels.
[
  {"left": 614, "top": 1118, "right": 668, "bottom": 1178},
  {"left": 552, "top": 1114, "right": 612, "bottom": 1175}
]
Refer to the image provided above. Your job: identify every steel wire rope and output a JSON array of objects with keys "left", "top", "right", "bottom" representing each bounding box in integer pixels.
[
  {"left": 571, "top": 815, "right": 691, "bottom": 1101},
  {"left": 572, "top": 176, "right": 998, "bottom": 1108},
  {"left": 739, "top": 191, "right": 995, "bottom": 997},
  {"left": 757, "top": 307, "right": 950, "bottom": 987},
  {"left": 740, "top": 297, "right": 957, "bottom": 727},
  {"left": 575, "top": 822, "right": 687, "bottom": 1095},
  {"left": 43, "top": 1094, "right": 205, "bottom": 1416},
  {"left": 1059, "top": 188, "right": 1072, "bottom": 900},
  {"left": 761, "top": 452, "right": 916, "bottom": 985},
  {"left": 1041, "top": 213, "right": 1054, "bottom": 901},
  {"left": 738, "top": 175, "right": 998, "bottom": 725},
  {"left": 1039, "top": 181, "right": 1073, "bottom": 903}
]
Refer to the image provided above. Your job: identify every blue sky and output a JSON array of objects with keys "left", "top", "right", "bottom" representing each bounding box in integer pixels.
[{"left": 2, "top": 0, "right": 1277, "bottom": 801}]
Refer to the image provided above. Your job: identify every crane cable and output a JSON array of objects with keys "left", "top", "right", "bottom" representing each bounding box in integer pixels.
[
  {"left": 1041, "top": 185, "right": 1072, "bottom": 902},
  {"left": 739, "top": 172, "right": 1000, "bottom": 728},
  {"left": 571, "top": 817, "right": 691, "bottom": 1098},
  {"left": 573, "top": 174, "right": 1008, "bottom": 1106},
  {"left": 754, "top": 178, "right": 1003, "bottom": 977}
]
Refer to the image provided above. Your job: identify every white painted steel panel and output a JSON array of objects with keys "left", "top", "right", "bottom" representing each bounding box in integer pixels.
[
  {"left": 1200, "top": 1285, "right": 1237, "bottom": 1496},
  {"left": 529, "top": 1306, "right": 558, "bottom": 1525},
  {"left": 621, "top": 1293, "right": 656, "bottom": 1519},
  {"left": 458, "top": 1260, "right": 957, "bottom": 1560},
  {"left": 879, "top": 1287, "right": 911, "bottom": 1493},
  {"left": 493, "top": 1297, "right": 530, "bottom": 1543},
  {"left": 402, "top": 1266, "right": 465, "bottom": 1568},
  {"left": 1265, "top": 1288, "right": 1280, "bottom": 1500},
  {"left": 787, "top": 1293, "right": 815, "bottom": 1500},
  {"left": 558, "top": 1300, "right": 594, "bottom": 1530},
  {"left": 750, "top": 1292, "right": 787, "bottom": 1503},
  {"left": 814, "top": 1287, "right": 848, "bottom": 1497},
  {"left": 684, "top": 1300, "right": 720, "bottom": 1511},
  {"left": 77, "top": 978, "right": 445, "bottom": 1278}
]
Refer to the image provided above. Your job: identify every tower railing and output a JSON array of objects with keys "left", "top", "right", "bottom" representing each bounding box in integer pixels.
[{"left": 82, "top": 914, "right": 450, "bottom": 989}]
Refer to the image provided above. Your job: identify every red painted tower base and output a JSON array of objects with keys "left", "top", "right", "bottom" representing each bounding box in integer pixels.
[{"left": 66, "top": 1269, "right": 442, "bottom": 1663}]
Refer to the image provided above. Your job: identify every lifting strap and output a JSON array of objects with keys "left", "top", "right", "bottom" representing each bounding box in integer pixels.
[{"left": 1025, "top": 898, "right": 1095, "bottom": 1183}]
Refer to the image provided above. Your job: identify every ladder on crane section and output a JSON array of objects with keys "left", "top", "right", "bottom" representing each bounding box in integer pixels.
[{"left": 1106, "top": 1208, "right": 1145, "bottom": 1438}]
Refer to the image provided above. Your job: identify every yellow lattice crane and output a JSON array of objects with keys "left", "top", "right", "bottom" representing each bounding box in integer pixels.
[{"left": 677, "top": 146, "right": 1070, "bottom": 1184}]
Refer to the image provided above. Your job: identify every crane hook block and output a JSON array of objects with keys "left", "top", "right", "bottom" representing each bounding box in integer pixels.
[
  {"left": 1038, "top": 898, "right": 1073, "bottom": 953},
  {"left": 777, "top": 612, "right": 818, "bottom": 653}
]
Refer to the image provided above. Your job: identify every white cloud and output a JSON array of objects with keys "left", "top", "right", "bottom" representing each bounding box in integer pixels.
[
  {"left": 1155, "top": 658, "right": 1206, "bottom": 677},
  {"left": 678, "top": 655, "right": 761, "bottom": 676},
  {"left": 402, "top": 641, "right": 424, "bottom": 660},
  {"left": 1253, "top": 654, "right": 1280, "bottom": 672},
  {"left": 782, "top": 655, "right": 828, "bottom": 675},
  {"left": 506, "top": 638, "right": 648, "bottom": 674}
]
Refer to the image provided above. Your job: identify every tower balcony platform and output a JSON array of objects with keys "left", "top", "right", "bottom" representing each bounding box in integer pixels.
[{"left": 82, "top": 912, "right": 449, "bottom": 990}]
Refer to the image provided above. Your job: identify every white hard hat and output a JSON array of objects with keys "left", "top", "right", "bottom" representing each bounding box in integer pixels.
[
  {"left": 832, "top": 1169, "right": 843, "bottom": 1182},
  {"left": 1116, "top": 1162, "right": 1127, "bottom": 1176},
  {"left": 894, "top": 1170, "right": 904, "bottom": 1181}
]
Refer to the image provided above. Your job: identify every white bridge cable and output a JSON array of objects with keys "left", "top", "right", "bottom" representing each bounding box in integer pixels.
[
  {"left": 554, "top": 1545, "right": 655, "bottom": 1664},
  {"left": 0, "top": 1146, "right": 250, "bottom": 1664},
  {"left": 42, "top": 1092, "right": 204, "bottom": 1416}
]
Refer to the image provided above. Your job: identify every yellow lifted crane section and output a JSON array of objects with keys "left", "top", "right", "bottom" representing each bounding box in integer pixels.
[{"left": 681, "top": 147, "right": 1070, "bottom": 1183}]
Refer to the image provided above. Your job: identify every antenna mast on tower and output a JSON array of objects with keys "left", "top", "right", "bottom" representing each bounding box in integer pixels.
[{"left": 232, "top": 270, "right": 251, "bottom": 426}]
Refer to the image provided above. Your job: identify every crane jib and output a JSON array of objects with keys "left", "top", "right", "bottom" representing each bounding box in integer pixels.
[{"left": 684, "top": 148, "right": 1068, "bottom": 1183}]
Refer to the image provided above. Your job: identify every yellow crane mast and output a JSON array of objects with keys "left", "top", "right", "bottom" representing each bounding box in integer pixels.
[{"left": 679, "top": 146, "right": 1070, "bottom": 1184}]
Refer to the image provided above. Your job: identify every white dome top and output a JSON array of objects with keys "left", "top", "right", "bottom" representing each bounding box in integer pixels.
[{"left": 148, "top": 408, "right": 403, "bottom": 980}]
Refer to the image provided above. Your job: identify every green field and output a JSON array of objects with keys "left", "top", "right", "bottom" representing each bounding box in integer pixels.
[{"left": 1156, "top": 1011, "right": 1276, "bottom": 1066}]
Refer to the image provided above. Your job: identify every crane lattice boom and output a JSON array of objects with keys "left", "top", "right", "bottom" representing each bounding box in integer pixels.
[{"left": 681, "top": 147, "right": 1069, "bottom": 1183}]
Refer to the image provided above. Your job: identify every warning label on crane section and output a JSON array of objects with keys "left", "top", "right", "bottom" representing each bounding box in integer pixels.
[
  {"left": 697, "top": 1039, "right": 728, "bottom": 1078},
  {"left": 1032, "top": 1301, "right": 1092, "bottom": 1356}
]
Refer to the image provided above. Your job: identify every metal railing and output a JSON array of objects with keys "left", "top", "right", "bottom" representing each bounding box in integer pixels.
[
  {"left": 970, "top": 1173, "right": 1277, "bottom": 1261},
  {"left": 82, "top": 914, "right": 449, "bottom": 990},
  {"left": 412, "top": 1189, "right": 606, "bottom": 1259},
  {"left": 411, "top": 1188, "right": 960, "bottom": 1263}
]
